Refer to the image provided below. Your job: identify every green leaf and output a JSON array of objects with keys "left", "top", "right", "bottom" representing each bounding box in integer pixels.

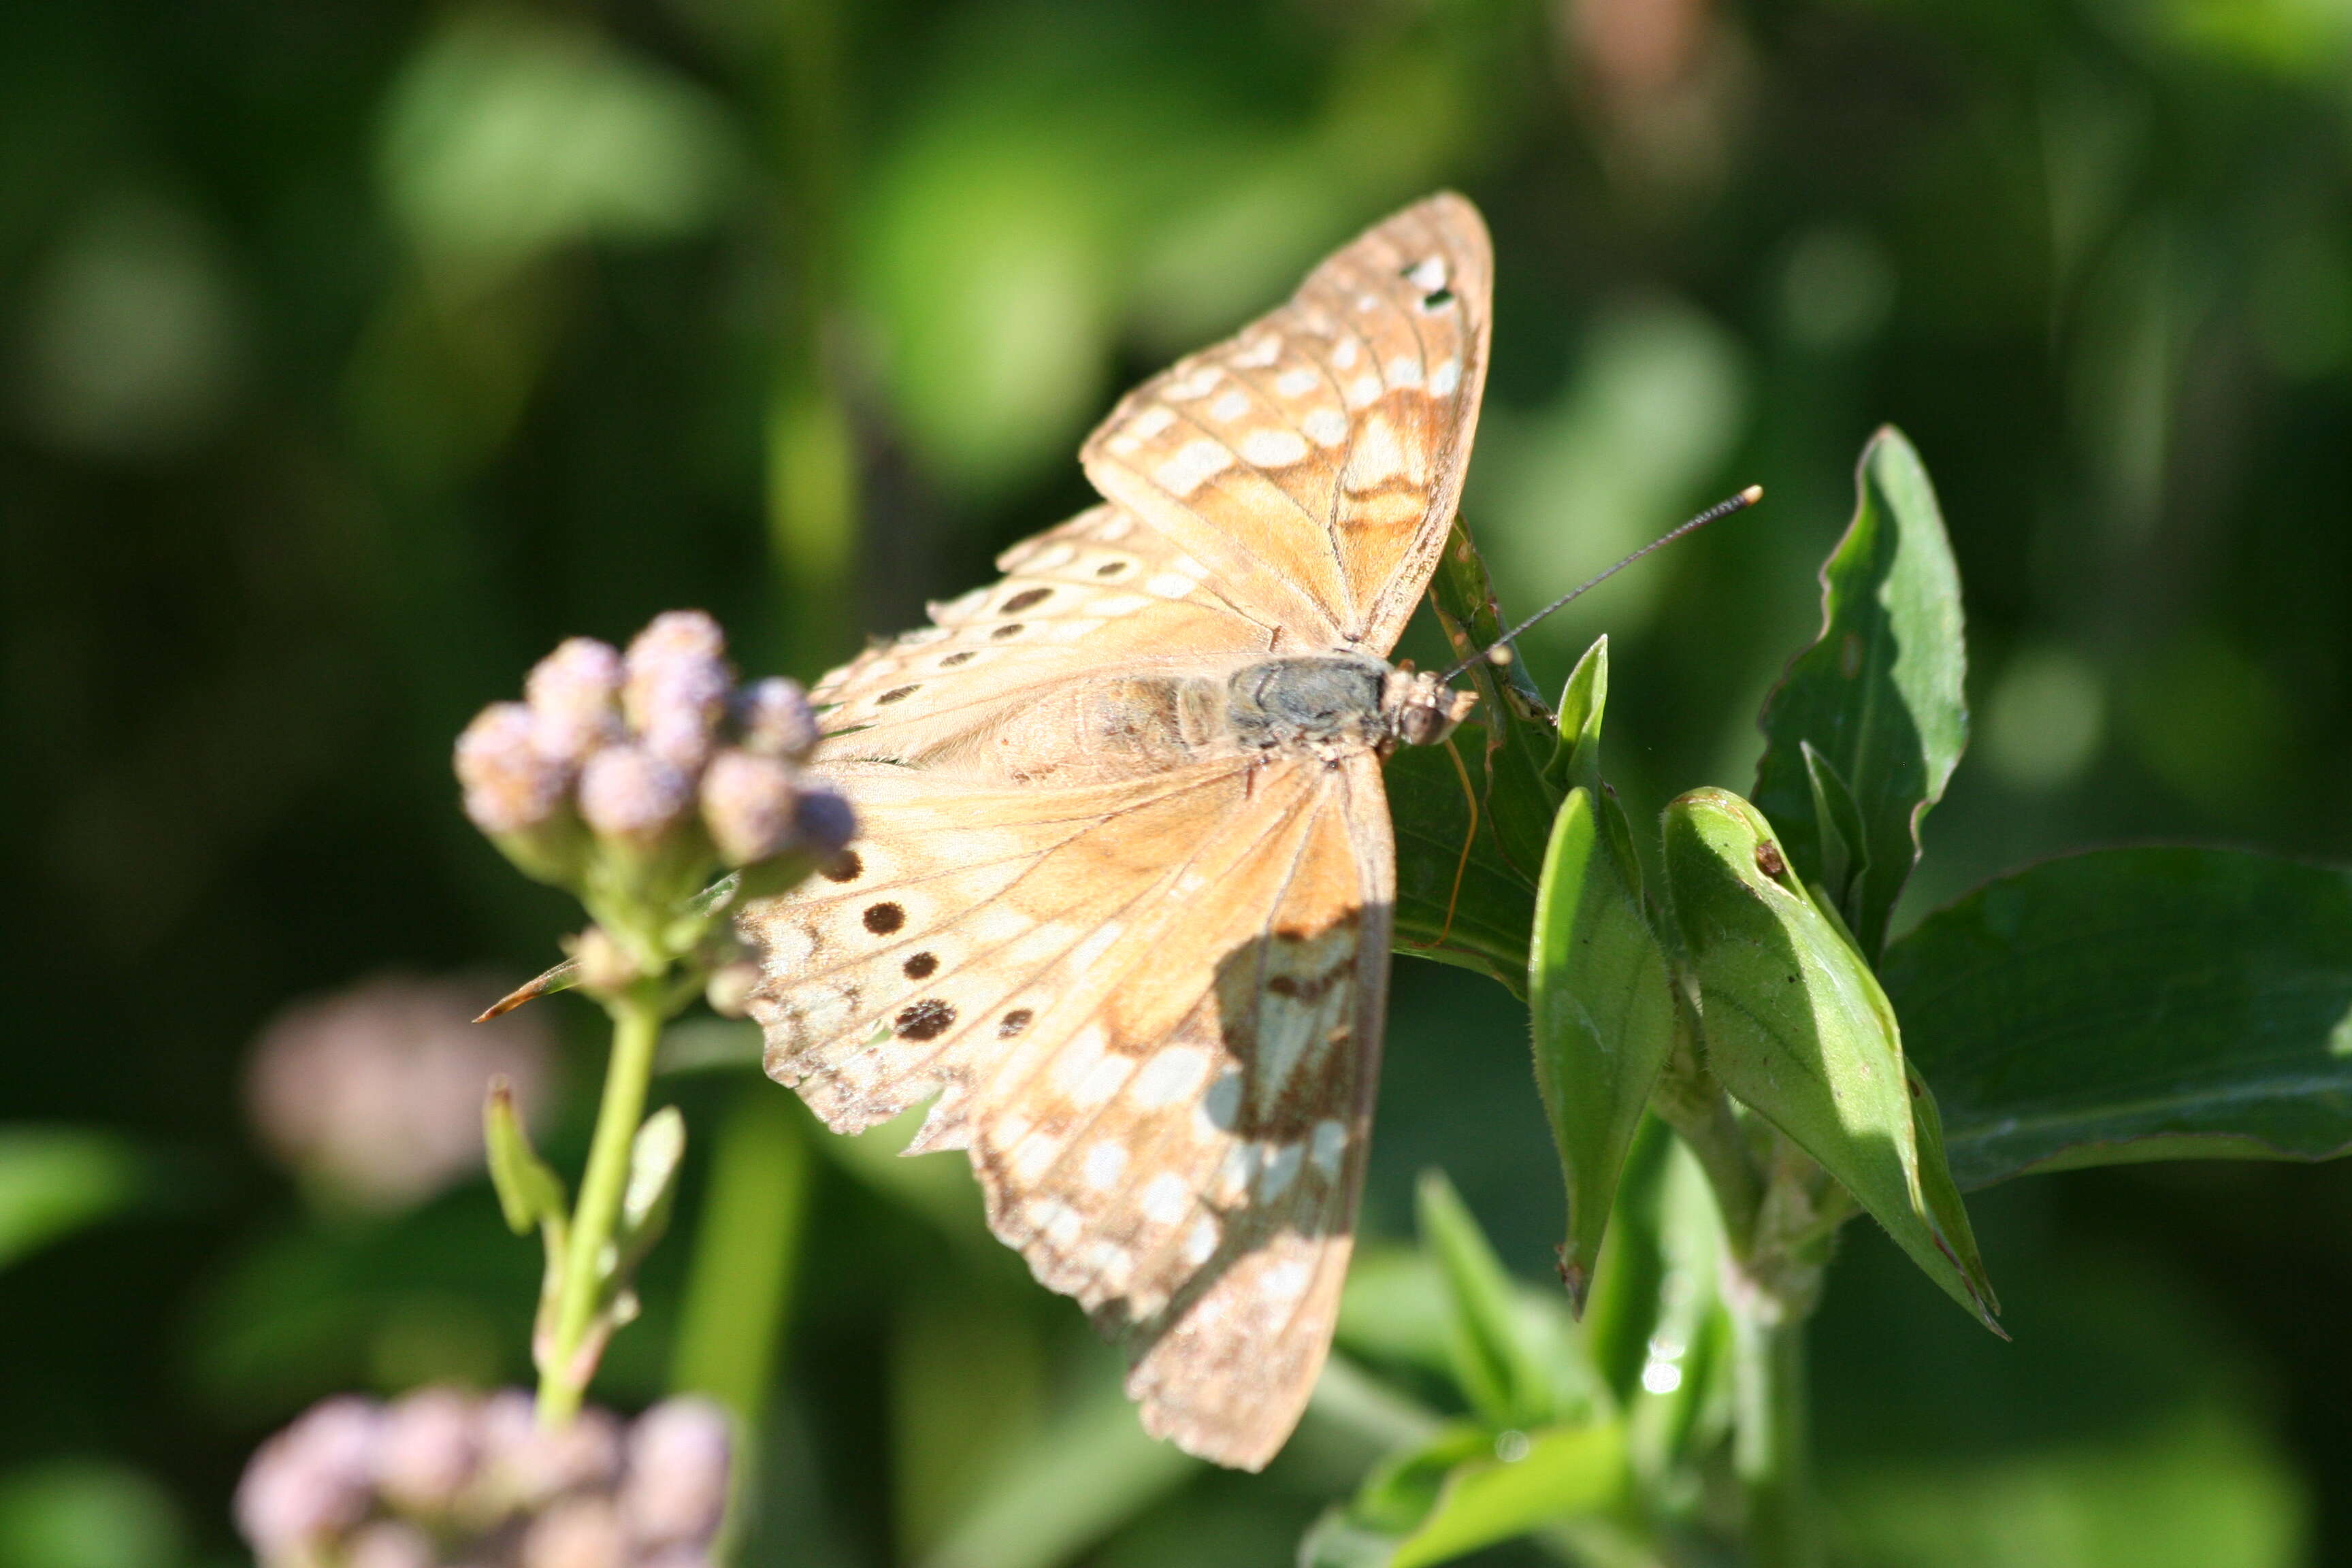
[
  {"left": 483, "top": 1078, "right": 566, "bottom": 1237},
  {"left": 0, "top": 1129, "right": 140, "bottom": 1272},
  {"left": 1529, "top": 651, "right": 1677, "bottom": 1309},
  {"left": 1416, "top": 1171, "right": 1553, "bottom": 1431},
  {"left": 1752, "top": 426, "right": 1967, "bottom": 958},
  {"left": 1544, "top": 635, "right": 1610, "bottom": 795},
  {"left": 614, "top": 1105, "right": 685, "bottom": 1277},
  {"left": 1303, "top": 1422, "right": 1628, "bottom": 1568},
  {"left": 1661, "top": 788, "right": 1997, "bottom": 1329},
  {"left": 1882, "top": 847, "right": 2352, "bottom": 1189}
]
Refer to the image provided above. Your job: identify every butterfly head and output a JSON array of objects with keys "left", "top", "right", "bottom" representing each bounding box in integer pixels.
[{"left": 1379, "top": 667, "right": 1477, "bottom": 752}]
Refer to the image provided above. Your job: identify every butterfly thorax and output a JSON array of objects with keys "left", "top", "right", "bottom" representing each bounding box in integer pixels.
[{"left": 1225, "top": 655, "right": 1475, "bottom": 761}]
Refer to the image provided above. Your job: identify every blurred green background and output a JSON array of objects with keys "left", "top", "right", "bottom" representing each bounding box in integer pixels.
[{"left": 5, "top": 0, "right": 2352, "bottom": 1563}]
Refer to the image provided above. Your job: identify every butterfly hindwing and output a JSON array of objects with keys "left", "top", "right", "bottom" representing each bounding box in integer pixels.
[{"left": 1081, "top": 193, "right": 1492, "bottom": 648}]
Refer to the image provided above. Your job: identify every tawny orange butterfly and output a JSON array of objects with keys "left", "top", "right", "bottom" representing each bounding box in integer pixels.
[{"left": 738, "top": 194, "right": 1492, "bottom": 1469}]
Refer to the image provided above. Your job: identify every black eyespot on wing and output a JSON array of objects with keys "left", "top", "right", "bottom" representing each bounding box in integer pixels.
[
  {"left": 902, "top": 952, "right": 938, "bottom": 980},
  {"left": 1001, "top": 587, "right": 1052, "bottom": 613},
  {"left": 895, "top": 1000, "right": 956, "bottom": 1041},
  {"left": 877, "top": 685, "right": 919, "bottom": 704},
  {"left": 997, "top": 1009, "right": 1033, "bottom": 1038},
  {"left": 939, "top": 651, "right": 977, "bottom": 668},
  {"left": 864, "top": 902, "right": 905, "bottom": 934},
  {"left": 822, "top": 851, "right": 863, "bottom": 883},
  {"left": 1419, "top": 287, "right": 1454, "bottom": 310},
  {"left": 1094, "top": 559, "right": 1128, "bottom": 578},
  {"left": 991, "top": 623, "right": 1025, "bottom": 640}
]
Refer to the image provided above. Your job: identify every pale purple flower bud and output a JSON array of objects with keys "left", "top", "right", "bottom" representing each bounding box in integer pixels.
[
  {"left": 246, "top": 975, "right": 553, "bottom": 1211},
  {"left": 457, "top": 703, "right": 566, "bottom": 834},
  {"left": 699, "top": 750, "right": 798, "bottom": 865},
  {"left": 234, "top": 1395, "right": 381, "bottom": 1558},
  {"left": 343, "top": 1520, "right": 437, "bottom": 1568},
  {"left": 480, "top": 1392, "right": 623, "bottom": 1506},
  {"left": 521, "top": 1494, "right": 627, "bottom": 1568},
  {"left": 624, "top": 612, "right": 730, "bottom": 771},
  {"left": 733, "top": 677, "right": 819, "bottom": 760},
  {"left": 621, "top": 1398, "right": 731, "bottom": 1549},
  {"left": 374, "top": 1386, "right": 479, "bottom": 1516},
  {"left": 578, "top": 746, "right": 691, "bottom": 842},
  {"left": 704, "top": 961, "right": 759, "bottom": 1019},
  {"left": 526, "top": 638, "right": 625, "bottom": 764},
  {"left": 794, "top": 787, "right": 855, "bottom": 860}
]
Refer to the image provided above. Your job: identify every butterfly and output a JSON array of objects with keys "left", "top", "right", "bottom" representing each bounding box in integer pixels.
[{"left": 738, "top": 193, "right": 1492, "bottom": 1470}]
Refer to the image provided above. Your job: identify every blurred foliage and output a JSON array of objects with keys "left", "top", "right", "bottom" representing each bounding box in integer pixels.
[{"left": 5, "top": 0, "right": 2352, "bottom": 1563}]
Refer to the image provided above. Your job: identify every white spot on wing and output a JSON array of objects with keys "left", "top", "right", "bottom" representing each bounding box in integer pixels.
[
  {"left": 1132, "top": 1046, "right": 1209, "bottom": 1109},
  {"left": 1231, "top": 336, "right": 1282, "bottom": 369},
  {"left": 1386, "top": 355, "right": 1423, "bottom": 388},
  {"left": 1239, "top": 429, "right": 1309, "bottom": 468},
  {"left": 1183, "top": 1213, "right": 1221, "bottom": 1264},
  {"left": 1131, "top": 406, "right": 1176, "bottom": 439},
  {"left": 1029, "top": 542, "right": 1076, "bottom": 571},
  {"left": 1330, "top": 337, "right": 1360, "bottom": 370},
  {"left": 1083, "top": 1141, "right": 1128, "bottom": 1191},
  {"left": 1303, "top": 408, "right": 1348, "bottom": 447},
  {"left": 1198, "top": 1071, "right": 1243, "bottom": 1133},
  {"left": 1259, "top": 1141, "right": 1303, "bottom": 1200},
  {"left": 1208, "top": 389, "right": 1250, "bottom": 423},
  {"left": 1407, "top": 255, "right": 1448, "bottom": 291},
  {"left": 1141, "top": 1171, "right": 1190, "bottom": 1225},
  {"left": 1275, "top": 368, "right": 1320, "bottom": 398},
  {"left": 1263, "top": 1258, "right": 1311, "bottom": 1301},
  {"left": 1346, "top": 373, "right": 1382, "bottom": 409},
  {"left": 1155, "top": 440, "right": 1232, "bottom": 496},
  {"left": 1343, "top": 413, "right": 1409, "bottom": 490},
  {"left": 1428, "top": 357, "right": 1461, "bottom": 397},
  {"left": 1310, "top": 1119, "right": 1348, "bottom": 1175}
]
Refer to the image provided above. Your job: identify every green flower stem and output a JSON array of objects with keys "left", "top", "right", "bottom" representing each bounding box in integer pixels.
[
  {"left": 1727, "top": 1286, "right": 1818, "bottom": 1568},
  {"left": 538, "top": 979, "right": 668, "bottom": 1426}
]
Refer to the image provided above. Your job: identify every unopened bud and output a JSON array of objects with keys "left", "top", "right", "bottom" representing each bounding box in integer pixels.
[
  {"left": 705, "top": 962, "right": 760, "bottom": 1018},
  {"left": 233, "top": 1396, "right": 381, "bottom": 1558},
  {"left": 625, "top": 612, "right": 731, "bottom": 772},
  {"left": 621, "top": 1398, "right": 731, "bottom": 1550},
  {"left": 344, "top": 1520, "right": 436, "bottom": 1568},
  {"left": 568, "top": 928, "right": 640, "bottom": 993},
  {"left": 375, "top": 1386, "right": 479, "bottom": 1516},
  {"left": 481, "top": 1392, "right": 623, "bottom": 1507},
  {"left": 794, "top": 787, "right": 855, "bottom": 860},
  {"left": 734, "top": 677, "right": 819, "bottom": 760},
  {"left": 457, "top": 704, "right": 567, "bottom": 834},
  {"left": 522, "top": 1494, "right": 628, "bottom": 1568},
  {"left": 700, "top": 750, "right": 798, "bottom": 865},
  {"left": 578, "top": 746, "right": 691, "bottom": 843},
  {"left": 527, "top": 638, "right": 625, "bottom": 764}
]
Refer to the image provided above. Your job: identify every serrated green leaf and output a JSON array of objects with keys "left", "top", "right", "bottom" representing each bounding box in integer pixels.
[
  {"left": 1753, "top": 427, "right": 1966, "bottom": 958},
  {"left": 1416, "top": 1171, "right": 1553, "bottom": 1430},
  {"left": 1882, "top": 847, "right": 2352, "bottom": 1188},
  {"left": 1662, "top": 788, "right": 1997, "bottom": 1330},
  {"left": 1303, "top": 1422, "right": 1629, "bottom": 1568},
  {"left": 1529, "top": 757, "right": 1676, "bottom": 1311},
  {"left": 484, "top": 1077, "right": 566, "bottom": 1237}
]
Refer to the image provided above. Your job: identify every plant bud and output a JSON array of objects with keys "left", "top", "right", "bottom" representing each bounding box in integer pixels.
[
  {"left": 521, "top": 1494, "right": 628, "bottom": 1568},
  {"left": 456, "top": 703, "right": 567, "bottom": 835},
  {"left": 794, "top": 787, "right": 855, "bottom": 860},
  {"left": 624, "top": 612, "right": 731, "bottom": 772},
  {"left": 374, "top": 1386, "right": 479, "bottom": 1516},
  {"left": 233, "top": 1396, "right": 381, "bottom": 1558},
  {"left": 733, "top": 676, "right": 819, "bottom": 760},
  {"left": 526, "top": 638, "right": 625, "bottom": 764},
  {"left": 578, "top": 746, "right": 691, "bottom": 843},
  {"left": 704, "top": 961, "right": 760, "bottom": 1018},
  {"left": 566, "top": 927, "right": 640, "bottom": 993},
  {"left": 480, "top": 1392, "right": 623, "bottom": 1507},
  {"left": 621, "top": 1398, "right": 731, "bottom": 1549},
  {"left": 343, "top": 1520, "right": 436, "bottom": 1568},
  {"left": 699, "top": 750, "right": 798, "bottom": 866}
]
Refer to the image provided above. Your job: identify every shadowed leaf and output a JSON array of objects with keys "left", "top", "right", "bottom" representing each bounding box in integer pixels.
[{"left": 1884, "top": 847, "right": 2352, "bottom": 1188}]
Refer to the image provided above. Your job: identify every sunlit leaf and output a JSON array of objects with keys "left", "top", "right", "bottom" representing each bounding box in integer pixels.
[
  {"left": 1427, "top": 522, "right": 1563, "bottom": 881},
  {"left": 1302, "top": 1421, "right": 1628, "bottom": 1568},
  {"left": 614, "top": 1105, "right": 685, "bottom": 1277},
  {"left": 1527, "top": 639, "right": 1677, "bottom": 1310},
  {"left": 1416, "top": 1171, "right": 1552, "bottom": 1431},
  {"left": 1882, "top": 847, "right": 2352, "bottom": 1188},
  {"left": 1662, "top": 788, "right": 1997, "bottom": 1328},
  {"left": 483, "top": 1078, "right": 565, "bottom": 1237},
  {"left": 0, "top": 1129, "right": 140, "bottom": 1273},
  {"left": 1752, "top": 426, "right": 1967, "bottom": 958}
]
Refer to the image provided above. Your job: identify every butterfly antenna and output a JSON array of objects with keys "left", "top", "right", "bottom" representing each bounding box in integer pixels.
[{"left": 1441, "top": 485, "right": 1763, "bottom": 681}]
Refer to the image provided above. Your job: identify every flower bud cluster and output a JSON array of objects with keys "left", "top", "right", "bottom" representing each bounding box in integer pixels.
[
  {"left": 454, "top": 612, "right": 851, "bottom": 907},
  {"left": 235, "top": 1388, "right": 731, "bottom": 1568}
]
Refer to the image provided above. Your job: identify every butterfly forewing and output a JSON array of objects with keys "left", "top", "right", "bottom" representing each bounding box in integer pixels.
[{"left": 1081, "top": 193, "right": 1492, "bottom": 651}]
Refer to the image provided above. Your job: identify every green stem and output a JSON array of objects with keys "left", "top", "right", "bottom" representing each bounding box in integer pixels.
[
  {"left": 538, "top": 981, "right": 666, "bottom": 1426},
  {"left": 1727, "top": 1287, "right": 1817, "bottom": 1568}
]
